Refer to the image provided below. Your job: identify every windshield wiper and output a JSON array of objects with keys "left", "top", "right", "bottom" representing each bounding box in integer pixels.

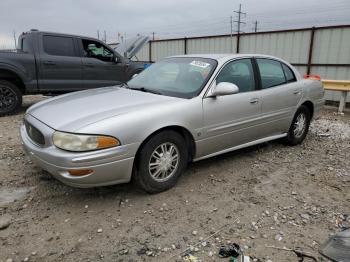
[{"left": 129, "top": 87, "right": 163, "bottom": 95}]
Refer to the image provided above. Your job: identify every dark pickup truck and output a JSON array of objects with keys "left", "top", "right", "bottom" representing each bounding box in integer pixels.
[{"left": 0, "top": 30, "right": 149, "bottom": 115}]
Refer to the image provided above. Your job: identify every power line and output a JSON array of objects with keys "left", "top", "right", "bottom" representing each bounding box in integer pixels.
[
  {"left": 135, "top": 4, "right": 350, "bottom": 35},
  {"left": 127, "top": 3, "right": 350, "bottom": 38},
  {"left": 137, "top": 17, "right": 228, "bottom": 32}
]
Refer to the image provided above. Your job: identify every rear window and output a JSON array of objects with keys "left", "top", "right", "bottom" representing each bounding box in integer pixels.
[
  {"left": 257, "top": 59, "right": 286, "bottom": 89},
  {"left": 282, "top": 63, "right": 296, "bottom": 83},
  {"left": 43, "top": 35, "right": 75, "bottom": 56}
]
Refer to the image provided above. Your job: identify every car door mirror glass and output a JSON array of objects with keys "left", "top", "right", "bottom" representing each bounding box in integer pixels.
[{"left": 210, "top": 82, "right": 239, "bottom": 97}]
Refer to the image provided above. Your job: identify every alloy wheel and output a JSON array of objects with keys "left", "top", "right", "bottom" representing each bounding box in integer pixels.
[
  {"left": 0, "top": 85, "right": 17, "bottom": 111},
  {"left": 293, "top": 113, "right": 306, "bottom": 138},
  {"left": 148, "top": 142, "right": 180, "bottom": 182}
]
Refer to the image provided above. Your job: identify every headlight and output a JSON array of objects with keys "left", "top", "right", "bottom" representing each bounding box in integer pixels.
[{"left": 52, "top": 131, "right": 120, "bottom": 152}]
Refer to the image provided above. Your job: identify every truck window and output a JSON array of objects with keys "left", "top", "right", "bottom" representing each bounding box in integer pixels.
[
  {"left": 43, "top": 35, "right": 75, "bottom": 56},
  {"left": 81, "top": 39, "right": 114, "bottom": 62},
  {"left": 19, "top": 37, "right": 30, "bottom": 52}
]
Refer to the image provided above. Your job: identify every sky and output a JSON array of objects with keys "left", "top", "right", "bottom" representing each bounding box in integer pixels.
[{"left": 0, "top": 0, "right": 349, "bottom": 48}]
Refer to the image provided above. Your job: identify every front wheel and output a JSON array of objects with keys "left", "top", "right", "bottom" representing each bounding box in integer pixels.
[
  {"left": 284, "top": 105, "right": 311, "bottom": 146},
  {"left": 0, "top": 80, "right": 22, "bottom": 116},
  {"left": 133, "top": 130, "right": 188, "bottom": 193}
]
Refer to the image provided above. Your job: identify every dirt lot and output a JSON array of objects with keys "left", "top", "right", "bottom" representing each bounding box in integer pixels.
[{"left": 0, "top": 96, "right": 349, "bottom": 262}]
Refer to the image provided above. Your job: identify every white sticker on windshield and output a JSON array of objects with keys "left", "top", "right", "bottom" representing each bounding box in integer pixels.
[{"left": 190, "top": 61, "right": 210, "bottom": 68}]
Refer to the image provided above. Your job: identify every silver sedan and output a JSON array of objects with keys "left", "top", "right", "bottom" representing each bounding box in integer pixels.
[{"left": 20, "top": 54, "right": 324, "bottom": 193}]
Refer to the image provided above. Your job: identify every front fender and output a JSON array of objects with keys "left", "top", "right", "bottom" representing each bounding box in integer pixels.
[{"left": 0, "top": 62, "right": 26, "bottom": 82}]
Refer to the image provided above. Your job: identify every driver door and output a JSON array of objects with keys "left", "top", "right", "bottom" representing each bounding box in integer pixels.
[
  {"left": 200, "top": 58, "right": 262, "bottom": 157},
  {"left": 78, "top": 38, "right": 127, "bottom": 89}
]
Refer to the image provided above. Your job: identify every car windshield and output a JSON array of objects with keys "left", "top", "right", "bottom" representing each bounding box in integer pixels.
[{"left": 127, "top": 57, "right": 217, "bottom": 98}]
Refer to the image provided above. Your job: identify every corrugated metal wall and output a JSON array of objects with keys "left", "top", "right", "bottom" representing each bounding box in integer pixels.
[
  {"left": 133, "top": 25, "right": 350, "bottom": 102},
  {"left": 187, "top": 36, "right": 236, "bottom": 54},
  {"left": 151, "top": 40, "right": 185, "bottom": 61},
  {"left": 136, "top": 44, "right": 149, "bottom": 61},
  {"left": 310, "top": 27, "right": 350, "bottom": 101},
  {"left": 240, "top": 31, "right": 311, "bottom": 64}
]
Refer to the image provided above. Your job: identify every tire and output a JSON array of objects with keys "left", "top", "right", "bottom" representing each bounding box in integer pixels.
[
  {"left": 0, "top": 80, "right": 22, "bottom": 116},
  {"left": 284, "top": 105, "right": 311, "bottom": 146},
  {"left": 133, "top": 130, "right": 188, "bottom": 193}
]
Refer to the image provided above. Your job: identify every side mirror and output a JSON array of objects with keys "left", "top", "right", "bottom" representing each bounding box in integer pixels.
[{"left": 209, "top": 82, "right": 239, "bottom": 97}]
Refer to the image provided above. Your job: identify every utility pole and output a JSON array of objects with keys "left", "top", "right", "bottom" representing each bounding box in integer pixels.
[
  {"left": 233, "top": 3, "right": 246, "bottom": 53},
  {"left": 13, "top": 30, "right": 17, "bottom": 48},
  {"left": 233, "top": 4, "right": 246, "bottom": 34},
  {"left": 104, "top": 30, "right": 107, "bottom": 43},
  {"left": 253, "top": 20, "right": 258, "bottom": 32},
  {"left": 97, "top": 30, "right": 100, "bottom": 40},
  {"left": 152, "top": 32, "right": 155, "bottom": 40},
  {"left": 230, "top": 16, "right": 233, "bottom": 52}
]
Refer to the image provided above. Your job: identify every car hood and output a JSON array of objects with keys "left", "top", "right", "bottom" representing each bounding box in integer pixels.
[
  {"left": 27, "top": 86, "right": 177, "bottom": 132},
  {"left": 114, "top": 35, "right": 149, "bottom": 59}
]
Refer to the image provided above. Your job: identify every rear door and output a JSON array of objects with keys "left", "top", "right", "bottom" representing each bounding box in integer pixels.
[
  {"left": 200, "top": 58, "right": 262, "bottom": 156},
  {"left": 38, "top": 34, "right": 82, "bottom": 91},
  {"left": 255, "top": 58, "right": 302, "bottom": 137},
  {"left": 78, "top": 38, "right": 127, "bottom": 89}
]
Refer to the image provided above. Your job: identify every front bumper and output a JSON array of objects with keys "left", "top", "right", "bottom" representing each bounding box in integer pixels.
[{"left": 20, "top": 115, "right": 139, "bottom": 188}]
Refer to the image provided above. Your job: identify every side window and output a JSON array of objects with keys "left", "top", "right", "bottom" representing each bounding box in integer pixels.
[
  {"left": 20, "top": 37, "right": 30, "bottom": 52},
  {"left": 257, "top": 59, "right": 286, "bottom": 89},
  {"left": 216, "top": 59, "right": 255, "bottom": 93},
  {"left": 43, "top": 35, "right": 75, "bottom": 56},
  {"left": 81, "top": 39, "right": 113, "bottom": 62},
  {"left": 282, "top": 63, "right": 296, "bottom": 83}
]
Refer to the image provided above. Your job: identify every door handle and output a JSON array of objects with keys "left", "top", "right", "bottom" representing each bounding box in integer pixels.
[
  {"left": 293, "top": 89, "right": 301, "bottom": 95},
  {"left": 250, "top": 98, "right": 259, "bottom": 104},
  {"left": 43, "top": 61, "right": 56, "bottom": 66},
  {"left": 85, "top": 63, "right": 94, "bottom": 68}
]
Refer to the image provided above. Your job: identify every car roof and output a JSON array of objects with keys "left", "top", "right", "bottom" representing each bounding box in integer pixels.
[
  {"left": 23, "top": 30, "right": 102, "bottom": 42},
  {"left": 167, "top": 53, "right": 301, "bottom": 80},
  {"left": 168, "top": 53, "right": 284, "bottom": 62}
]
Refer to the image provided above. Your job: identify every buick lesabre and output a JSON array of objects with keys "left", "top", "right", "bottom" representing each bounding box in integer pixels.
[{"left": 20, "top": 54, "right": 324, "bottom": 193}]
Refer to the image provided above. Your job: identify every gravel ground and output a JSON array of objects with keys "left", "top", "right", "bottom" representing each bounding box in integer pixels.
[{"left": 0, "top": 96, "right": 349, "bottom": 262}]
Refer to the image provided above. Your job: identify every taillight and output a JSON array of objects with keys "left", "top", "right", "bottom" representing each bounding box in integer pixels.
[{"left": 303, "top": 74, "right": 321, "bottom": 80}]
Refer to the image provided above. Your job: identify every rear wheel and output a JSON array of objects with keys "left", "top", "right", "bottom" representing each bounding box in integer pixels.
[
  {"left": 133, "top": 130, "right": 188, "bottom": 193},
  {"left": 0, "top": 80, "right": 22, "bottom": 116},
  {"left": 284, "top": 105, "right": 311, "bottom": 145}
]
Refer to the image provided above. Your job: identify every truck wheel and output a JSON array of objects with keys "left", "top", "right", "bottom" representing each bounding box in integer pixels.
[
  {"left": 0, "top": 80, "right": 22, "bottom": 116},
  {"left": 133, "top": 130, "right": 188, "bottom": 193},
  {"left": 284, "top": 105, "right": 311, "bottom": 146}
]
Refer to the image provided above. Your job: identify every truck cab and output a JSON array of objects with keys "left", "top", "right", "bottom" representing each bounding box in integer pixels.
[{"left": 0, "top": 30, "right": 149, "bottom": 115}]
